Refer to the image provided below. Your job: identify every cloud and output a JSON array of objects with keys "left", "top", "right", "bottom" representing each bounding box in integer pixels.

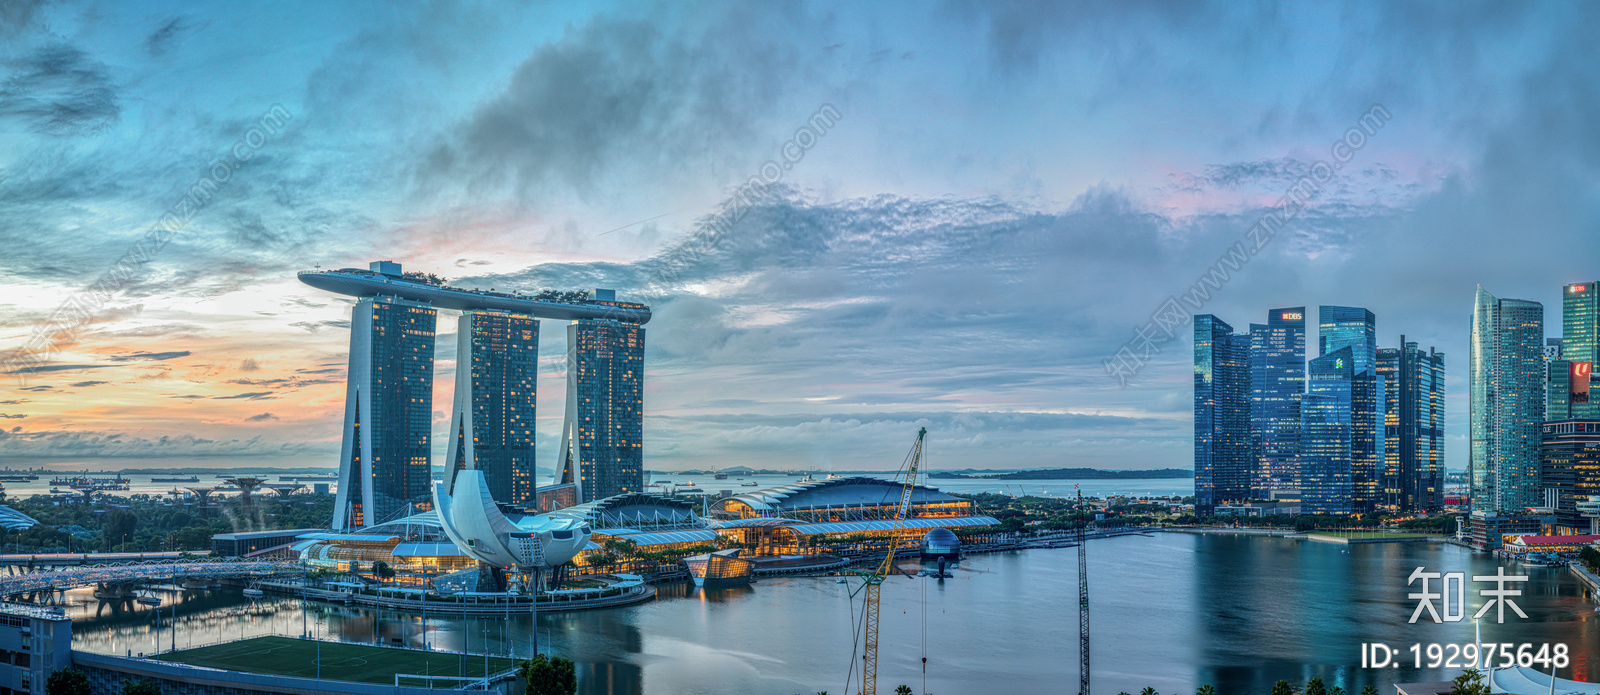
[
  {"left": 0, "top": 425, "right": 322, "bottom": 458},
  {"left": 214, "top": 392, "right": 274, "bottom": 400},
  {"left": 0, "top": 399, "right": 30, "bottom": 405},
  {"left": 244, "top": 412, "right": 278, "bottom": 422},
  {"left": 69, "top": 380, "right": 108, "bottom": 387},
  {"left": 145, "top": 16, "right": 207, "bottom": 58},
  {"left": 288, "top": 320, "right": 350, "bottom": 333},
  {"left": 109, "top": 351, "right": 191, "bottom": 362},
  {"left": 0, "top": 1, "right": 57, "bottom": 39},
  {"left": 7, "top": 364, "right": 111, "bottom": 374},
  {"left": 0, "top": 413, "right": 25, "bottom": 419},
  {"left": 239, "top": 358, "right": 260, "bottom": 372},
  {"left": 418, "top": 7, "right": 810, "bottom": 203},
  {"left": 0, "top": 43, "right": 119, "bottom": 135},
  {"left": 225, "top": 377, "right": 336, "bottom": 388}
]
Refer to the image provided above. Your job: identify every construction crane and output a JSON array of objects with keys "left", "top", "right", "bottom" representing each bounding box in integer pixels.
[
  {"left": 1077, "top": 486, "right": 1090, "bottom": 695},
  {"left": 849, "top": 427, "right": 926, "bottom": 695}
]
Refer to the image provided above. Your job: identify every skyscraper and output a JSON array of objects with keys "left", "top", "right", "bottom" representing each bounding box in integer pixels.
[
  {"left": 333, "top": 295, "right": 437, "bottom": 531},
  {"left": 1302, "top": 346, "right": 1355, "bottom": 515},
  {"left": 1549, "top": 282, "right": 1599, "bottom": 420},
  {"left": 1469, "top": 287, "right": 1545, "bottom": 514},
  {"left": 559, "top": 316, "right": 646, "bottom": 503},
  {"left": 1377, "top": 338, "right": 1445, "bottom": 513},
  {"left": 1194, "top": 315, "right": 1251, "bottom": 515},
  {"left": 1250, "top": 307, "right": 1305, "bottom": 497},
  {"left": 446, "top": 310, "right": 539, "bottom": 506},
  {"left": 1564, "top": 282, "right": 1599, "bottom": 365},
  {"left": 1539, "top": 420, "right": 1600, "bottom": 534},
  {"left": 1318, "top": 306, "right": 1379, "bottom": 513}
]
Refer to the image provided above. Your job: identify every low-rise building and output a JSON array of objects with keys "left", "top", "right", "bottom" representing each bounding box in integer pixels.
[
  {"left": 1463, "top": 511, "right": 1556, "bottom": 551},
  {"left": 211, "top": 528, "right": 326, "bottom": 558},
  {"left": 0, "top": 603, "right": 71, "bottom": 695}
]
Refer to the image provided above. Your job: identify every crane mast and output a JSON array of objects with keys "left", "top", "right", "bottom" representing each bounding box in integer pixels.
[
  {"left": 856, "top": 427, "right": 925, "bottom": 695},
  {"left": 1078, "top": 487, "right": 1090, "bottom": 695}
]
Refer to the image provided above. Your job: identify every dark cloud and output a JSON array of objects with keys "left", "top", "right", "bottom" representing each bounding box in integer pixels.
[
  {"left": 145, "top": 17, "right": 207, "bottom": 58},
  {"left": 214, "top": 392, "right": 274, "bottom": 400},
  {"left": 243, "top": 412, "right": 278, "bottom": 422},
  {"left": 419, "top": 8, "right": 811, "bottom": 201},
  {"left": 0, "top": 0, "right": 57, "bottom": 39},
  {"left": 0, "top": 413, "right": 25, "bottom": 419},
  {"left": 0, "top": 43, "right": 119, "bottom": 135},
  {"left": 0, "top": 399, "right": 29, "bottom": 405},
  {"left": 68, "top": 380, "right": 108, "bottom": 387},
  {"left": 109, "top": 351, "right": 190, "bottom": 362},
  {"left": 240, "top": 358, "right": 260, "bottom": 372},
  {"left": 7, "top": 363, "right": 111, "bottom": 374}
]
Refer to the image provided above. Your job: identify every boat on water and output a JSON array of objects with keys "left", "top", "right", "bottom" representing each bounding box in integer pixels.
[
  {"left": 741, "top": 482, "right": 759, "bottom": 487},
  {"left": 136, "top": 596, "right": 162, "bottom": 607},
  {"left": 151, "top": 475, "right": 200, "bottom": 483},
  {"left": 677, "top": 487, "right": 705, "bottom": 493},
  {"left": 1522, "top": 552, "right": 1561, "bottom": 567},
  {"left": 242, "top": 587, "right": 265, "bottom": 598}
]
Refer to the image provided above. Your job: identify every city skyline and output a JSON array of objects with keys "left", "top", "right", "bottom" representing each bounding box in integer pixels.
[{"left": 4, "top": 3, "right": 1600, "bottom": 475}]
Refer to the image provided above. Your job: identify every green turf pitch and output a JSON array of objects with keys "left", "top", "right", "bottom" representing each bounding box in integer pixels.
[{"left": 158, "top": 636, "right": 523, "bottom": 685}]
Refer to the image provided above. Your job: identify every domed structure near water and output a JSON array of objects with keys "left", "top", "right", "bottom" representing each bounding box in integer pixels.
[{"left": 920, "top": 527, "right": 961, "bottom": 559}]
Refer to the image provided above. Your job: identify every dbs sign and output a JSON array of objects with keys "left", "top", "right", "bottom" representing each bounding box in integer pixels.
[{"left": 1574, "top": 361, "right": 1593, "bottom": 404}]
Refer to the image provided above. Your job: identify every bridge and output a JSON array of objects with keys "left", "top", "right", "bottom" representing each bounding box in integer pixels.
[
  {"left": 0, "top": 559, "right": 304, "bottom": 598},
  {"left": 0, "top": 552, "right": 199, "bottom": 570}
]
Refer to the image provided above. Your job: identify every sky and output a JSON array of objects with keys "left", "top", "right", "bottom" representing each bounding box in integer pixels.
[{"left": 0, "top": 1, "right": 1597, "bottom": 475}]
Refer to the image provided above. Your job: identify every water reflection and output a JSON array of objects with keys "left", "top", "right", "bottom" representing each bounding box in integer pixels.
[{"left": 57, "top": 534, "right": 1600, "bottom": 695}]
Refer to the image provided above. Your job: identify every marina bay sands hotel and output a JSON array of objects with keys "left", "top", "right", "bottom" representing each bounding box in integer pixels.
[{"left": 299, "top": 261, "right": 651, "bottom": 530}]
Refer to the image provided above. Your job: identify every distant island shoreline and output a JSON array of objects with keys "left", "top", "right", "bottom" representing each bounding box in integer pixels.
[{"left": 927, "top": 468, "right": 1191, "bottom": 480}]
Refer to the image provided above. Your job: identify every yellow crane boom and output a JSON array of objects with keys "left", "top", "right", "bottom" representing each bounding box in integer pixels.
[{"left": 854, "top": 427, "right": 925, "bottom": 695}]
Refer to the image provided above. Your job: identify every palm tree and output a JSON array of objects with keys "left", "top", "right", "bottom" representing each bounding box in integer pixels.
[
  {"left": 1271, "top": 680, "right": 1294, "bottom": 695},
  {"left": 1141, "top": 688, "right": 1159, "bottom": 695},
  {"left": 1360, "top": 686, "right": 1379, "bottom": 695},
  {"left": 1306, "top": 677, "right": 1327, "bottom": 695},
  {"left": 1196, "top": 685, "right": 1217, "bottom": 695}
]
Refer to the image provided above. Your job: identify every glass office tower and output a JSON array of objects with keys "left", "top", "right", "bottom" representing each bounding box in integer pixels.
[
  {"left": 334, "top": 296, "right": 437, "bottom": 530},
  {"left": 1549, "top": 282, "right": 1599, "bottom": 420},
  {"left": 1377, "top": 338, "right": 1445, "bottom": 513},
  {"left": 446, "top": 310, "right": 539, "bottom": 506},
  {"left": 1195, "top": 315, "right": 1251, "bottom": 515},
  {"left": 1250, "top": 308, "right": 1306, "bottom": 498},
  {"left": 1318, "top": 306, "right": 1379, "bottom": 513},
  {"left": 1469, "top": 287, "right": 1545, "bottom": 514},
  {"left": 1302, "top": 347, "right": 1355, "bottom": 515},
  {"left": 1540, "top": 420, "right": 1600, "bottom": 533},
  {"left": 559, "top": 318, "right": 646, "bottom": 503},
  {"left": 1565, "top": 282, "right": 1599, "bottom": 365}
]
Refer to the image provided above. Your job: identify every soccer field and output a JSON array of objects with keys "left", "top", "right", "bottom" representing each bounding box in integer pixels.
[{"left": 158, "top": 636, "right": 524, "bottom": 685}]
